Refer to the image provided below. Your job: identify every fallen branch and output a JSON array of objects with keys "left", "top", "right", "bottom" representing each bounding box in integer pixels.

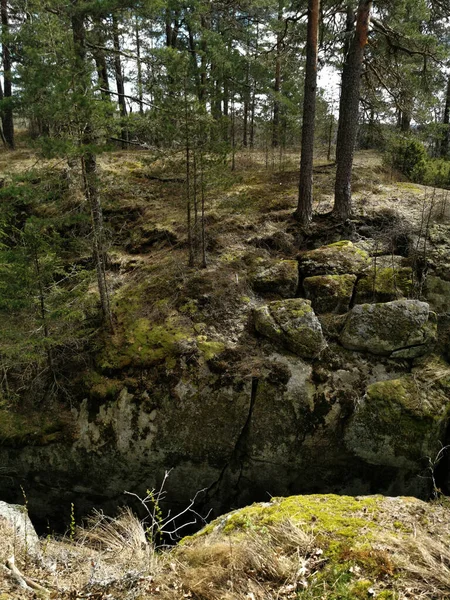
[{"left": 4, "top": 556, "right": 50, "bottom": 596}]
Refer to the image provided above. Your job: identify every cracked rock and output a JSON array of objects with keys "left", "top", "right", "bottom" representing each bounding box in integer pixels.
[
  {"left": 340, "top": 299, "right": 437, "bottom": 357},
  {"left": 253, "top": 298, "right": 327, "bottom": 358}
]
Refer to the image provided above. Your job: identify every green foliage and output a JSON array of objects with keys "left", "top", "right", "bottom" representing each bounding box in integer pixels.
[
  {"left": 385, "top": 135, "right": 450, "bottom": 188},
  {"left": 384, "top": 136, "right": 428, "bottom": 180}
]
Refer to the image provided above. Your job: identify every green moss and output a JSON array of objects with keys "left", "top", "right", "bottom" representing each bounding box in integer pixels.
[
  {"left": 356, "top": 267, "right": 413, "bottom": 303},
  {"left": 0, "top": 409, "right": 68, "bottom": 447},
  {"left": 217, "top": 494, "right": 381, "bottom": 539},
  {"left": 197, "top": 338, "right": 225, "bottom": 361}
]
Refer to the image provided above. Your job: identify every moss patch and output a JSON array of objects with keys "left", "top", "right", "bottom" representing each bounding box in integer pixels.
[{"left": 0, "top": 408, "right": 70, "bottom": 447}]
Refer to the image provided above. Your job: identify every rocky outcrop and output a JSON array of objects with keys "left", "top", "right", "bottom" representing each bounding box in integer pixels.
[
  {"left": 298, "top": 241, "right": 370, "bottom": 277},
  {"left": 251, "top": 259, "right": 299, "bottom": 298},
  {"left": 345, "top": 375, "right": 450, "bottom": 468},
  {"left": 303, "top": 274, "right": 356, "bottom": 314},
  {"left": 340, "top": 299, "right": 437, "bottom": 358},
  {"left": 0, "top": 501, "right": 40, "bottom": 557},
  {"left": 253, "top": 299, "right": 327, "bottom": 358}
]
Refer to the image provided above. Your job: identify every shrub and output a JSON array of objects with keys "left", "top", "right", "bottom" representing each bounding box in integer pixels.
[{"left": 385, "top": 136, "right": 428, "bottom": 181}]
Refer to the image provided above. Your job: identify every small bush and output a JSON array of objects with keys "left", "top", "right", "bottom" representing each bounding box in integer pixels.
[{"left": 385, "top": 136, "right": 428, "bottom": 181}]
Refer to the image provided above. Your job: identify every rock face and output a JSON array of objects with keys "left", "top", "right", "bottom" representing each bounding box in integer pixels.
[
  {"left": 303, "top": 274, "right": 356, "bottom": 314},
  {"left": 298, "top": 241, "right": 370, "bottom": 277},
  {"left": 251, "top": 259, "right": 299, "bottom": 298},
  {"left": 340, "top": 299, "right": 437, "bottom": 357},
  {"left": 345, "top": 375, "right": 450, "bottom": 468},
  {"left": 253, "top": 299, "right": 327, "bottom": 358},
  {"left": 0, "top": 501, "right": 40, "bottom": 557}
]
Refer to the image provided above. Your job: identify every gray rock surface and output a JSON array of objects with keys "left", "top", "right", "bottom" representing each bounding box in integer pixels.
[
  {"left": 340, "top": 299, "right": 437, "bottom": 357},
  {"left": 251, "top": 259, "right": 299, "bottom": 298},
  {"left": 0, "top": 501, "right": 40, "bottom": 556},
  {"left": 298, "top": 241, "right": 370, "bottom": 277},
  {"left": 254, "top": 298, "right": 327, "bottom": 358}
]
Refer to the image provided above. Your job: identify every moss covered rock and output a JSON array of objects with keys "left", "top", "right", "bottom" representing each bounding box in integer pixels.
[
  {"left": 340, "top": 299, "right": 437, "bottom": 358},
  {"left": 345, "top": 375, "right": 450, "bottom": 468},
  {"left": 253, "top": 299, "right": 327, "bottom": 358},
  {"left": 355, "top": 266, "right": 413, "bottom": 304},
  {"left": 304, "top": 274, "right": 357, "bottom": 314},
  {"left": 424, "top": 275, "right": 450, "bottom": 314},
  {"left": 298, "top": 241, "right": 370, "bottom": 277},
  {"left": 251, "top": 259, "right": 299, "bottom": 298},
  {"left": 180, "top": 494, "right": 450, "bottom": 600}
]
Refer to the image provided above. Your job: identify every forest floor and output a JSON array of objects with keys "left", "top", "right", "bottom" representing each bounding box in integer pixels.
[{"left": 2, "top": 144, "right": 450, "bottom": 598}]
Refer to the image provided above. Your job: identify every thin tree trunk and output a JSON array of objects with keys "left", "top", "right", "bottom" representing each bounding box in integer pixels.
[
  {"left": 92, "top": 17, "right": 110, "bottom": 99},
  {"left": 71, "top": 5, "right": 113, "bottom": 331},
  {"left": 1, "top": 0, "right": 14, "bottom": 149},
  {"left": 184, "top": 83, "right": 194, "bottom": 267},
  {"left": 333, "top": 0, "right": 372, "bottom": 221},
  {"left": 135, "top": 15, "right": 144, "bottom": 115},
  {"left": 272, "top": 0, "right": 283, "bottom": 148},
  {"left": 441, "top": 77, "right": 450, "bottom": 158},
  {"left": 295, "top": 0, "right": 320, "bottom": 225},
  {"left": 112, "top": 14, "right": 128, "bottom": 147}
]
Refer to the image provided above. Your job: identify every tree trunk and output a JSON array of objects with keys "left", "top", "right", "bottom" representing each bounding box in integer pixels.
[
  {"left": 441, "top": 77, "right": 450, "bottom": 158},
  {"left": 135, "top": 16, "right": 144, "bottom": 115},
  {"left": 71, "top": 5, "right": 113, "bottom": 331},
  {"left": 272, "top": 0, "right": 283, "bottom": 148},
  {"left": 333, "top": 0, "right": 372, "bottom": 221},
  {"left": 112, "top": 14, "right": 128, "bottom": 147},
  {"left": 295, "top": 0, "right": 320, "bottom": 225},
  {"left": 1, "top": 0, "right": 14, "bottom": 149},
  {"left": 92, "top": 17, "right": 110, "bottom": 100}
]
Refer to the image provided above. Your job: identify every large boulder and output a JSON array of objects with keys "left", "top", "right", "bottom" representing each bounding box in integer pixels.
[
  {"left": 298, "top": 241, "right": 370, "bottom": 277},
  {"left": 251, "top": 259, "right": 299, "bottom": 298},
  {"left": 355, "top": 258, "right": 413, "bottom": 304},
  {"left": 345, "top": 375, "right": 450, "bottom": 469},
  {"left": 340, "top": 299, "right": 437, "bottom": 358},
  {"left": 0, "top": 501, "right": 40, "bottom": 557},
  {"left": 303, "top": 274, "right": 357, "bottom": 314},
  {"left": 253, "top": 298, "right": 327, "bottom": 358}
]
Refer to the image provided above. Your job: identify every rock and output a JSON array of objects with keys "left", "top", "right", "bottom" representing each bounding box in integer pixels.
[
  {"left": 298, "top": 241, "right": 370, "bottom": 277},
  {"left": 0, "top": 501, "right": 40, "bottom": 557},
  {"left": 340, "top": 299, "right": 437, "bottom": 357},
  {"left": 251, "top": 260, "right": 299, "bottom": 298},
  {"left": 355, "top": 258, "right": 413, "bottom": 304},
  {"left": 253, "top": 299, "right": 327, "bottom": 358},
  {"left": 424, "top": 275, "right": 450, "bottom": 314},
  {"left": 303, "top": 274, "right": 357, "bottom": 314},
  {"left": 345, "top": 376, "right": 450, "bottom": 468}
]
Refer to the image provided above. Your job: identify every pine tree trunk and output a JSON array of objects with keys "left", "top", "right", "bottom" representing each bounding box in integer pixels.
[
  {"left": 135, "top": 16, "right": 144, "bottom": 115},
  {"left": 71, "top": 6, "right": 113, "bottom": 331},
  {"left": 93, "top": 18, "right": 110, "bottom": 100},
  {"left": 333, "top": 0, "right": 372, "bottom": 221},
  {"left": 1, "top": 0, "right": 14, "bottom": 150},
  {"left": 295, "top": 0, "right": 320, "bottom": 225},
  {"left": 441, "top": 77, "right": 450, "bottom": 158},
  {"left": 272, "top": 0, "right": 283, "bottom": 148},
  {"left": 112, "top": 14, "right": 128, "bottom": 147}
]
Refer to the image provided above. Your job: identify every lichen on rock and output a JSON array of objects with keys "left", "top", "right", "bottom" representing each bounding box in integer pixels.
[
  {"left": 304, "top": 274, "right": 357, "bottom": 314},
  {"left": 355, "top": 265, "right": 413, "bottom": 304},
  {"left": 344, "top": 374, "right": 450, "bottom": 468},
  {"left": 298, "top": 241, "right": 370, "bottom": 277},
  {"left": 253, "top": 298, "right": 327, "bottom": 358},
  {"left": 251, "top": 259, "right": 299, "bottom": 298},
  {"left": 340, "top": 299, "right": 437, "bottom": 358}
]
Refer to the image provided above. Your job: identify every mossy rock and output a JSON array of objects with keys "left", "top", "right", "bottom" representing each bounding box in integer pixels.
[
  {"left": 355, "top": 266, "right": 413, "bottom": 304},
  {"left": 181, "top": 494, "right": 450, "bottom": 599},
  {"left": 340, "top": 299, "right": 437, "bottom": 358},
  {"left": 253, "top": 298, "right": 327, "bottom": 358},
  {"left": 304, "top": 274, "right": 357, "bottom": 314},
  {"left": 345, "top": 375, "right": 450, "bottom": 468},
  {"left": 98, "top": 314, "right": 225, "bottom": 370},
  {"left": 251, "top": 259, "right": 299, "bottom": 298},
  {"left": 298, "top": 241, "right": 370, "bottom": 277},
  {"left": 0, "top": 409, "right": 68, "bottom": 447},
  {"left": 424, "top": 275, "right": 450, "bottom": 314}
]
